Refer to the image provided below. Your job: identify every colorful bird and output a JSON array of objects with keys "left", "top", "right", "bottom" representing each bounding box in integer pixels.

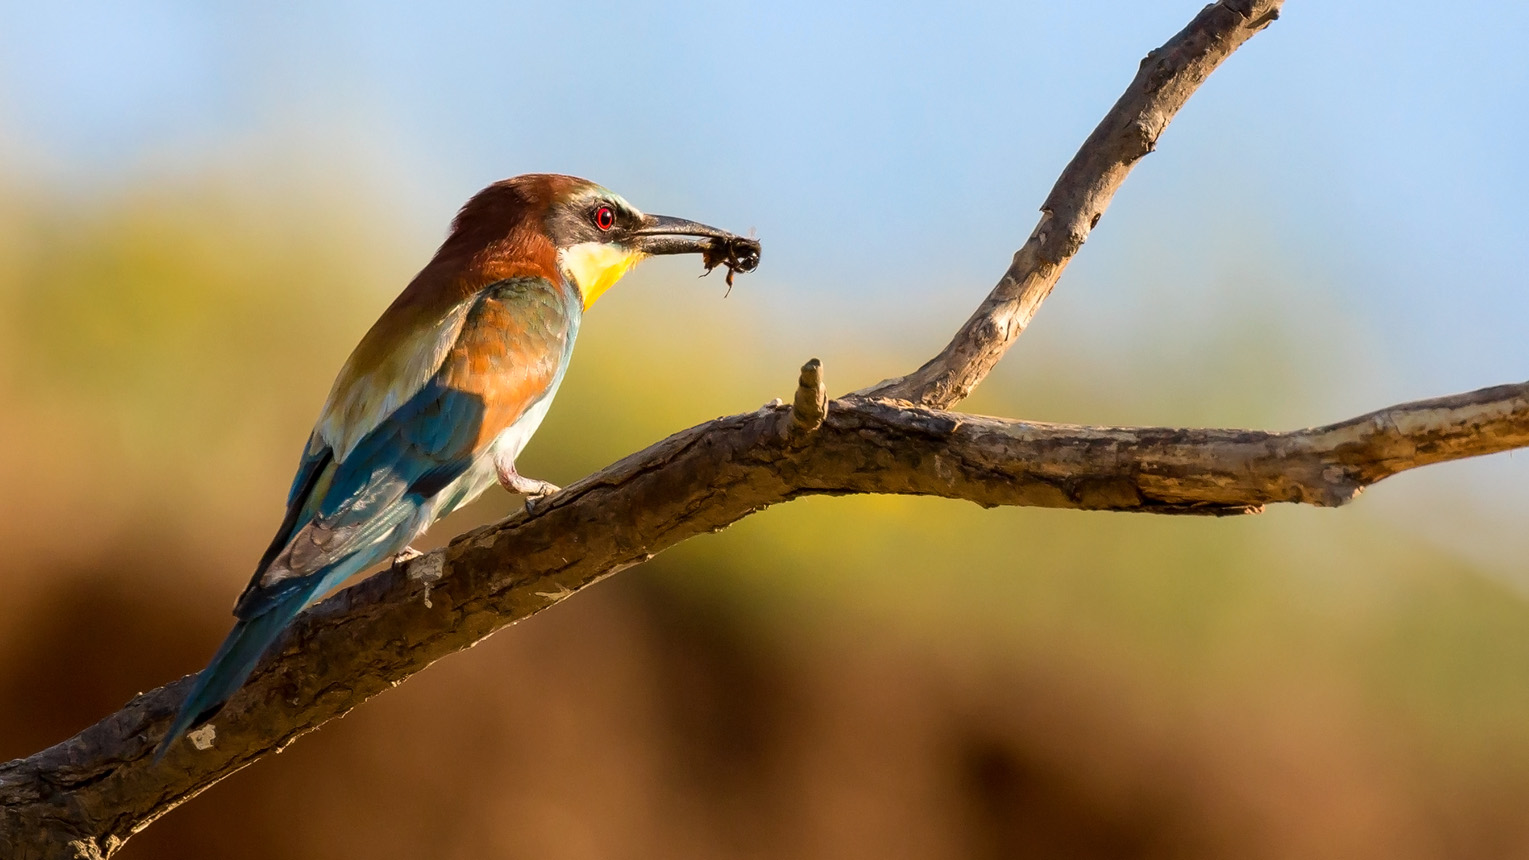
[{"left": 157, "top": 174, "right": 760, "bottom": 759}]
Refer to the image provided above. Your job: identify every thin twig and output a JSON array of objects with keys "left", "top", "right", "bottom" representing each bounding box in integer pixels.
[{"left": 857, "top": 0, "right": 1284, "bottom": 408}]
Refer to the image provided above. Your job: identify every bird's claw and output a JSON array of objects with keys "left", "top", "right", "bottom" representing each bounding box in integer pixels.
[
  {"left": 388, "top": 546, "right": 424, "bottom": 571},
  {"left": 521, "top": 485, "right": 560, "bottom": 516},
  {"left": 496, "top": 463, "right": 560, "bottom": 515}
]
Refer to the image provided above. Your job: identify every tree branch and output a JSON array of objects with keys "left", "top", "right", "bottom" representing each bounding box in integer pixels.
[
  {"left": 6, "top": 377, "right": 1527, "bottom": 857},
  {"left": 16, "top": 2, "right": 1526, "bottom": 858},
  {"left": 858, "top": 0, "right": 1283, "bottom": 408}
]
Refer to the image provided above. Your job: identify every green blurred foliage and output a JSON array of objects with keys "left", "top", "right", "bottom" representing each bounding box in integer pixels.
[{"left": 2, "top": 166, "right": 1528, "bottom": 859}]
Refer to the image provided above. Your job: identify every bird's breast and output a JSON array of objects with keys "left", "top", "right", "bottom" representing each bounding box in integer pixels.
[{"left": 438, "top": 276, "right": 581, "bottom": 453}]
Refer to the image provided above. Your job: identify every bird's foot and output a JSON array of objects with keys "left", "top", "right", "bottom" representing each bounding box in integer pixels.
[
  {"left": 388, "top": 545, "right": 424, "bottom": 571},
  {"left": 497, "top": 464, "right": 560, "bottom": 515},
  {"left": 521, "top": 490, "right": 560, "bottom": 516}
]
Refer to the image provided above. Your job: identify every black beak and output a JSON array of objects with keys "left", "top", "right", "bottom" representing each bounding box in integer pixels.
[
  {"left": 631, "top": 213, "right": 761, "bottom": 277},
  {"left": 632, "top": 214, "right": 734, "bottom": 255}
]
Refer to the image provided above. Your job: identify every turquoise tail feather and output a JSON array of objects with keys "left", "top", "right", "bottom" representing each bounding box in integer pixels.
[{"left": 154, "top": 580, "right": 323, "bottom": 762}]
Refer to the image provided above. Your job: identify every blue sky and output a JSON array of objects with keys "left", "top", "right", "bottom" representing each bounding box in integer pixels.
[
  {"left": 2, "top": 1, "right": 1526, "bottom": 567},
  {"left": 2, "top": 3, "right": 1524, "bottom": 376}
]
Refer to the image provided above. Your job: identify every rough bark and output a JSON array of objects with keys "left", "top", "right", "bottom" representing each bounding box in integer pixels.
[
  {"left": 5, "top": 378, "right": 1527, "bottom": 857},
  {"left": 11, "top": 1, "right": 1526, "bottom": 857}
]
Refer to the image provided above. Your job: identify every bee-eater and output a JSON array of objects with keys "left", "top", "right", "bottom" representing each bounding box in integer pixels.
[{"left": 157, "top": 174, "right": 760, "bottom": 759}]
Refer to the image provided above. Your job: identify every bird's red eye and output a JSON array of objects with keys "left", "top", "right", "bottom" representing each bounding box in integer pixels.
[{"left": 594, "top": 206, "right": 616, "bottom": 231}]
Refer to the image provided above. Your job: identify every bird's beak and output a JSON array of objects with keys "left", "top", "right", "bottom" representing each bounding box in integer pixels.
[
  {"left": 630, "top": 214, "right": 761, "bottom": 274},
  {"left": 631, "top": 214, "right": 735, "bottom": 255}
]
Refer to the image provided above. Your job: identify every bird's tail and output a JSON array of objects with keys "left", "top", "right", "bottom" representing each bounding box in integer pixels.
[{"left": 154, "top": 581, "right": 322, "bottom": 762}]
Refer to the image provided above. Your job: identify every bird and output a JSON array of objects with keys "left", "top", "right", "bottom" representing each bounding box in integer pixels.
[{"left": 156, "top": 173, "right": 760, "bottom": 760}]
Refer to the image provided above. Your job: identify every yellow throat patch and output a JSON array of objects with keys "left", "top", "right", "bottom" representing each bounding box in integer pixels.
[{"left": 559, "top": 242, "right": 648, "bottom": 309}]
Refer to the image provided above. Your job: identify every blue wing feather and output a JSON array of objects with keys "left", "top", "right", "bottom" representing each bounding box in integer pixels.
[
  {"left": 158, "top": 379, "right": 496, "bottom": 761},
  {"left": 158, "top": 277, "right": 577, "bottom": 760},
  {"left": 252, "top": 436, "right": 334, "bottom": 576},
  {"left": 235, "top": 377, "right": 489, "bottom": 617}
]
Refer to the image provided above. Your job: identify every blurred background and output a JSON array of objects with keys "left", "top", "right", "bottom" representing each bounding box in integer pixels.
[{"left": 2, "top": 2, "right": 1528, "bottom": 857}]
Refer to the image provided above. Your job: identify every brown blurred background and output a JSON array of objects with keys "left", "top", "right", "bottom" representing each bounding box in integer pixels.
[{"left": 3, "top": 166, "right": 1529, "bottom": 859}]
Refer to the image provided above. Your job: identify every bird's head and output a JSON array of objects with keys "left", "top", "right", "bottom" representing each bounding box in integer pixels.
[{"left": 439, "top": 174, "right": 758, "bottom": 309}]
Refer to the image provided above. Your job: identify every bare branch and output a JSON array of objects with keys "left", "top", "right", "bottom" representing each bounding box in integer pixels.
[
  {"left": 5, "top": 376, "right": 1527, "bottom": 858},
  {"left": 859, "top": 0, "right": 1284, "bottom": 408},
  {"left": 824, "top": 382, "right": 1529, "bottom": 514}
]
